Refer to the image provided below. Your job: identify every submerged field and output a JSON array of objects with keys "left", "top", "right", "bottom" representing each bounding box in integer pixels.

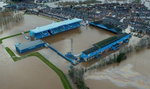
[
  {"left": 0, "top": 56, "right": 64, "bottom": 89},
  {"left": 0, "top": 15, "right": 65, "bottom": 89}
]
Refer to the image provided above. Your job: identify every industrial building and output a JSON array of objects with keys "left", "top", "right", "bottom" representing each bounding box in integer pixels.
[
  {"left": 29, "top": 18, "right": 82, "bottom": 39},
  {"left": 15, "top": 40, "right": 45, "bottom": 54},
  {"left": 79, "top": 34, "right": 131, "bottom": 61}
]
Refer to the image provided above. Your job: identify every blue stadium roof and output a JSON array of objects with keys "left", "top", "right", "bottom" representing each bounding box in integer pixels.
[{"left": 30, "top": 18, "right": 82, "bottom": 33}]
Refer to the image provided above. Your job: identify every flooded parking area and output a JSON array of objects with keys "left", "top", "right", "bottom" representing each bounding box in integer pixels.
[{"left": 84, "top": 49, "right": 150, "bottom": 89}]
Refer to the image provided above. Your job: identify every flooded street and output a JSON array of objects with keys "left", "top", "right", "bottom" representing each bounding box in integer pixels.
[{"left": 84, "top": 49, "right": 150, "bottom": 89}]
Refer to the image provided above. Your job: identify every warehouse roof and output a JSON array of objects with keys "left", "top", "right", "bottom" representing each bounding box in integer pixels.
[{"left": 30, "top": 18, "right": 82, "bottom": 33}]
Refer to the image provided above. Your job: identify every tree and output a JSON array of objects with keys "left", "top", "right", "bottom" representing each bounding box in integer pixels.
[{"left": 116, "top": 52, "right": 127, "bottom": 63}]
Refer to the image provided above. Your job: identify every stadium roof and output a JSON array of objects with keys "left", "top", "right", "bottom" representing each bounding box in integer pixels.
[
  {"left": 83, "top": 34, "right": 128, "bottom": 55},
  {"left": 30, "top": 18, "right": 82, "bottom": 33},
  {"left": 93, "top": 33, "right": 127, "bottom": 49}
]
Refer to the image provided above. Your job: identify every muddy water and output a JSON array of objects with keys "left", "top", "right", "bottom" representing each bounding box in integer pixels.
[
  {"left": 0, "top": 15, "right": 65, "bottom": 89},
  {"left": 0, "top": 46, "right": 64, "bottom": 89},
  {"left": 0, "top": 14, "right": 54, "bottom": 38},
  {"left": 3, "top": 14, "right": 148, "bottom": 89},
  {"left": 1, "top": 14, "right": 55, "bottom": 56},
  {"left": 1, "top": 14, "right": 113, "bottom": 73},
  {"left": 84, "top": 49, "right": 150, "bottom": 89},
  {"left": 43, "top": 26, "right": 114, "bottom": 54}
]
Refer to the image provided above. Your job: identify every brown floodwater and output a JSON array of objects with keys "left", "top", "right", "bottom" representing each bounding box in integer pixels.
[
  {"left": 0, "top": 14, "right": 53, "bottom": 38},
  {"left": 43, "top": 26, "right": 114, "bottom": 54},
  {"left": 41, "top": 25, "right": 115, "bottom": 74},
  {"left": 0, "top": 55, "right": 64, "bottom": 89},
  {"left": 0, "top": 15, "right": 65, "bottom": 89},
  {"left": 1, "top": 14, "right": 71, "bottom": 75},
  {"left": 84, "top": 49, "right": 150, "bottom": 89},
  {"left": 2, "top": 14, "right": 149, "bottom": 89},
  {"left": 39, "top": 26, "right": 114, "bottom": 75},
  {"left": 2, "top": 14, "right": 55, "bottom": 58},
  {"left": 1, "top": 14, "right": 114, "bottom": 73}
]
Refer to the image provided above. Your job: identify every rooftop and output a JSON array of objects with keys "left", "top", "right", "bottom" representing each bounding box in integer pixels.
[
  {"left": 30, "top": 18, "right": 82, "bottom": 33},
  {"left": 16, "top": 40, "right": 45, "bottom": 50},
  {"left": 93, "top": 19, "right": 123, "bottom": 33},
  {"left": 93, "top": 33, "right": 127, "bottom": 49},
  {"left": 83, "top": 34, "right": 128, "bottom": 55}
]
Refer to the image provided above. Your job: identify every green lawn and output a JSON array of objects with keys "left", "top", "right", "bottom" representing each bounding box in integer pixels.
[{"left": 5, "top": 47, "right": 72, "bottom": 89}]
